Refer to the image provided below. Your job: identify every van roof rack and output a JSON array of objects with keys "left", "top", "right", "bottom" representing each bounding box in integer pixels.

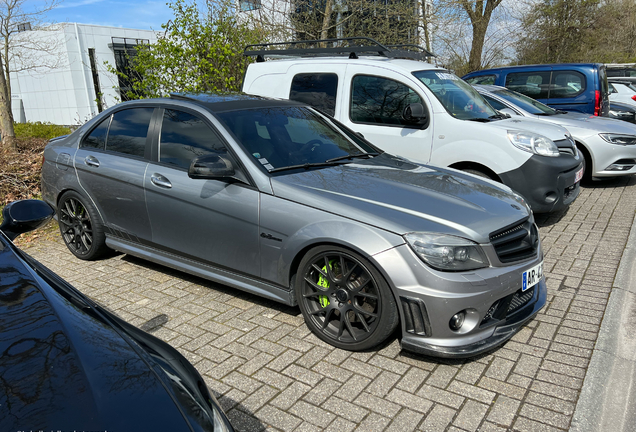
[{"left": 244, "top": 37, "right": 436, "bottom": 62}]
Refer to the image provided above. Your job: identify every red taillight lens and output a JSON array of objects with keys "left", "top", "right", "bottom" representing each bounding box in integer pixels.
[
  {"left": 594, "top": 90, "right": 601, "bottom": 116},
  {"left": 631, "top": 95, "right": 636, "bottom": 102}
]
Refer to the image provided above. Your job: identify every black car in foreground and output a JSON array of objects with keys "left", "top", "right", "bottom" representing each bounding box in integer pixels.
[{"left": 0, "top": 200, "right": 234, "bottom": 431}]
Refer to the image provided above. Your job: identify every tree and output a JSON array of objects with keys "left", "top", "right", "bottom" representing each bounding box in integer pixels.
[
  {"left": 459, "top": 0, "right": 504, "bottom": 72},
  {"left": 0, "top": 0, "right": 60, "bottom": 152},
  {"left": 113, "top": 0, "right": 264, "bottom": 100},
  {"left": 517, "top": 0, "right": 636, "bottom": 64}
]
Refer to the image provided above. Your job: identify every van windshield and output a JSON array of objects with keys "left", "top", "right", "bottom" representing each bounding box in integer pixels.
[
  {"left": 413, "top": 70, "right": 499, "bottom": 121},
  {"left": 491, "top": 88, "right": 558, "bottom": 115}
]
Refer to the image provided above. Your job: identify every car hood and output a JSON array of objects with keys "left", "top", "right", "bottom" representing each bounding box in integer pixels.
[
  {"left": 270, "top": 154, "right": 531, "bottom": 243},
  {"left": 485, "top": 117, "right": 570, "bottom": 141},
  {"left": 538, "top": 112, "right": 636, "bottom": 134},
  {"left": 0, "top": 238, "right": 216, "bottom": 432}
]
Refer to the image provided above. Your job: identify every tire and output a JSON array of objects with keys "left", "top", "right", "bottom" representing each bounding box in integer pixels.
[
  {"left": 462, "top": 168, "right": 496, "bottom": 181},
  {"left": 57, "top": 191, "right": 109, "bottom": 260},
  {"left": 295, "top": 245, "right": 399, "bottom": 351}
]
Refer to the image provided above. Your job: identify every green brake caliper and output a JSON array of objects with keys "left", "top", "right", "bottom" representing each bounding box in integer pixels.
[{"left": 317, "top": 259, "right": 337, "bottom": 308}]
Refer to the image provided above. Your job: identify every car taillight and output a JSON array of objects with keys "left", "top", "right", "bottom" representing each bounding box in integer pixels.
[
  {"left": 632, "top": 95, "right": 636, "bottom": 102},
  {"left": 594, "top": 90, "right": 601, "bottom": 116}
]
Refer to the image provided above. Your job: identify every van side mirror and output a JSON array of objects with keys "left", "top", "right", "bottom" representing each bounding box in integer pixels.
[
  {"left": 402, "top": 103, "right": 429, "bottom": 128},
  {"left": 188, "top": 154, "right": 235, "bottom": 179},
  {"left": 0, "top": 200, "right": 54, "bottom": 241}
]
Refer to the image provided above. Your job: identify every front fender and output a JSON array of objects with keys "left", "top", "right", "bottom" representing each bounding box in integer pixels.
[
  {"left": 432, "top": 138, "right": 529, "bottom": 175},
  {"left": 259, "top": 194, "right": 404, "bottom": 288}
]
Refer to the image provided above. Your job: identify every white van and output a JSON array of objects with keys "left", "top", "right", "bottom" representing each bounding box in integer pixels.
[{"left": 242, "top": 39, "right": 584, "bottom": 213}]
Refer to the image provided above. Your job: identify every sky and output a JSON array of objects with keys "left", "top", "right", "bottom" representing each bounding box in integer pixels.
[{"left": 43, "top": 0, "right": 175, "bottom": 31}]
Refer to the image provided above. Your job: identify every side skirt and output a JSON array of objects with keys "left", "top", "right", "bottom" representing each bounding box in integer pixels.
[{"left": 106, "top": 236, "right": 295, "bottom": 306}]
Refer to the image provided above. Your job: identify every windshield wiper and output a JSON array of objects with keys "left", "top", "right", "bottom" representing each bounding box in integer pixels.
[
  {"left": 488, "top": 113, "right": 507, "bottom": 120},
  {"left": 556, "top": 110, "right": 568, "bottom": 114},
  {"left": 325, "top": 152, "right": 379, "bottom": 163},
  {"left": 465, "top": 117, "right": 491, "bottom": 122}
]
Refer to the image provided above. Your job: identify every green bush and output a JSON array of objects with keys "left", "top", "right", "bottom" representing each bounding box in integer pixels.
[{"left": 14, "top": 122, "right": 72, "bottom": 139}]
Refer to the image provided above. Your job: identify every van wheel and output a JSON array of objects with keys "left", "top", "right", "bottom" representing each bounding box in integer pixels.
[
  {"left": 58, "top": 191, "right": 109, "bottom": 260},
  {"left": 296, "top": 246, "right": 398, "bottom": 351},
  {"left": 462, "top": 168, "right": 496, "bottom": 181}
]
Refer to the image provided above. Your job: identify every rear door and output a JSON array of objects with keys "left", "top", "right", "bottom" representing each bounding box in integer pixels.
[
  {"left": 74, "top": 107, "right": 154, "bottom": 243},
  {"left": 546, "top": 69, "right": 591, "bottom": 114},
  {"left": 144, "top": 107, "right": 260, "bottom": 277}
]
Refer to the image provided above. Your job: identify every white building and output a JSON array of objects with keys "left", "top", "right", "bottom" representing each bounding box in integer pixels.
[{"left": 10, "top": 23, "right": 158, "bottom": 125}]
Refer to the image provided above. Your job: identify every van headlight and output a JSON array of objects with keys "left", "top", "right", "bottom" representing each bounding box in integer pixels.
[
  {"left": 404, "top": 233, "right": 489, "bottom": 271},
  {"left": 507, "top": 130, "right": 559, "bottom": 157},
  {"left": 599, "top": 134, "right": 636, "bottom": 145}
]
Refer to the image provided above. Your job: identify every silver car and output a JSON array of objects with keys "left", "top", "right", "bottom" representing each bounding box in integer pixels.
[
  {"left": 41, "top": 94, "right": 546, "bottom": 358},
  {"left": 476, "top": 84, "right": 636, "bottom": 179}
]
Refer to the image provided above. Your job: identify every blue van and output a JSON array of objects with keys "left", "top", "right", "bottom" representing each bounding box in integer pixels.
[{"left": 463, "top": 63, "right": 610, "bottom": 117}]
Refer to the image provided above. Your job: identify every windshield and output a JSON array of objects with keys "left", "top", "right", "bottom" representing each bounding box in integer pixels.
[
  {"left": 492, "top": 88, "right": 557, "bottom": 115},
  {"left": 216, "top": 106, "right": 376, "bottom": 173},
  {"left": 413, "top": 70, "right": 498, "bottom": 120}
]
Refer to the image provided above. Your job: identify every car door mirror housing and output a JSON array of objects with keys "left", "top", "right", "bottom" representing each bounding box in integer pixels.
[
  {"left": 188, "top": 154, "right": 236, "bottom": 180},
  {"left": 499, "top": 108, "right": 517, "bottom": 117},
  {"left": 0, "top": 199, "right": 55, "bottom": 241},
  {"left": 402, "top": 103, "right": 429, "bottom": 128}
]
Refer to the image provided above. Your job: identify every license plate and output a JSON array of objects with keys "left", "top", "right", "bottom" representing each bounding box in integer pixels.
[
  {"left": 574, "top": 168, "right": 584, "bottom": 183},
  {"left": 522, "top": 262, "right": 543, "bottom": 292}
]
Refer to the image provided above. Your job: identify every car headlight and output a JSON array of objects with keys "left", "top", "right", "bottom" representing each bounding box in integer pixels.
[
  {"left": 599, "top": 134, "right": 636, "bottom": 145},
  {"left": 507, "top": 130, "right": 559, "bottom": 157},
  {"left": 404, "top": 232, "right": 489, "bottom": 271}
]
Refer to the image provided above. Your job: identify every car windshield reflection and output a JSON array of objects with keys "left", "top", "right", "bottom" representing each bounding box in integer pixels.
[
  {"left": 413, "top": 70, "right": 498, "bottom": 121},
  {"left": 216, "top": 106, "right": 376, "bottom": 172}
]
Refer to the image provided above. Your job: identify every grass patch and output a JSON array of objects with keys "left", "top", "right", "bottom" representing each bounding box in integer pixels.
[{"left": 14, "top": 122, "right": 72, "bottom": 139}]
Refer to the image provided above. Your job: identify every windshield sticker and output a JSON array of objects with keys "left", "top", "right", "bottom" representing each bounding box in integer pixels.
[
  {"left": 258, "top": 158, "right": 269, "bottom": 165},
  {"left": 435, "top": 72, "right": 458, "bottom": 81},
  {"left": 253, "top": 152, "right": 261, "bottom": 158},
  {"left": 264, "top": 163, "right": 274, "bottom": 171}
]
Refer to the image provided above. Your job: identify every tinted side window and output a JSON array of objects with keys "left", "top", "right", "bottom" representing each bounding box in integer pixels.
[
  {"left": 290, "top": 73, "right": 338, "bottom": 116},
  {"left": 483, "top": 95, "right": 507, "bottom": 110},
  {"left": 550, "top": 70, "right": 586, "bottom": 98},
  {"left": 351, "top": 75, "right": 423, "bottom": 126},
  {"left": 160, "top": 109, "right": 227, "bottom": 169},
  {"left": 506, "top": 71, "right": 551, "bottom": 99},
  {"left": 465, "top": 75, "right": 496, "bottom": 85},
  {"left": 81, "top": 115, "right": 111, "bottom": 149},
  {"left": 106, "top": 108, "right": 153, "bottom": 157}
]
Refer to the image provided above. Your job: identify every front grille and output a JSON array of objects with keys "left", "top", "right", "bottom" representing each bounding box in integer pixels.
[
  {"left": 400, "top": 297, "right": 432, "bottom": 337},
  {"left": 554, "top": 138, "right": 577, "bottom": 157},
  {"left": 507, "top": 287, "right": 535, "bottom": 315},
  {"left": 490, "top": 218, "right": 539, "bottom": 263}
]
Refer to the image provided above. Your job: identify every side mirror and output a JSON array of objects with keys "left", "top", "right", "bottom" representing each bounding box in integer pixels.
[
  {"left": 499, "top": 108, "right": 518, "bottom": 117},
  {"left": 402, "top": 103, "right": 429, "bottom": 128},
  {"left": 188, "top": 154, "right": 235, "bottom": 180},
  {"left": 0, "top": 200, "right": 54, "bottom": 241}
]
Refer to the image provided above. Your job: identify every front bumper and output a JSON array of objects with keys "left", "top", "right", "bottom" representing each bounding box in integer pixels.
[
  {"left": 584, "top": 135, "right": 636, "bottom": 177},
  {"left": 373, "top": 242, "right": 546, "bottom": 358},
  {"left": 499, "top": 155, "right": 583, "bottom": 213}
]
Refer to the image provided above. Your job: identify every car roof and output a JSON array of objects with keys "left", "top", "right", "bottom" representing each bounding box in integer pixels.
[
  {"left": 169, "top": 93, "right": 308, "bottom": 112},
  {"left": 465, "top": 63, "right": 603, "bottom": 75},
  {"left": 473, "top": 84, "right": 506, "bottom": 93},
  {"left": 249, "top": 56, "right": 443, "bottom": 74}
]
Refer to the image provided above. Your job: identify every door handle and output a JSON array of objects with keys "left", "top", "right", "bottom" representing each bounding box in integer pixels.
[
  {"left": 151, "top": 173, "right": 172, "bottom": 189},
  {"left": 85, "top": 155, "right": 100, "bottom": 167}
]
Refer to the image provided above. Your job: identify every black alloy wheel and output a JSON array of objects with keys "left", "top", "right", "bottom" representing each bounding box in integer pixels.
[
  {"left": 296, "top": 246, "right": 398, "bottom": 351},
  {"left": 58, "top": 191, "right": 108, "bottom": 260}
]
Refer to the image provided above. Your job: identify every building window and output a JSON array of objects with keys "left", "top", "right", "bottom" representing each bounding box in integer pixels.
[
  {"left": 240, "top": 0, "right": 261, "bottom": 11},
  {"left": 110, "top": 37, "right": 149, "bottom": 101}
]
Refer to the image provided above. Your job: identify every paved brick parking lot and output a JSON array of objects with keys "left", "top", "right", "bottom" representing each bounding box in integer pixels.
[{"left": 24, "top": 177, "right": 636, "bottom": 432}]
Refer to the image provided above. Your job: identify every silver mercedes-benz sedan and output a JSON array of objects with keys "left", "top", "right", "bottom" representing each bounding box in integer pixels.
[{"left": 41, "top": 94, "right": 546, "bottom": 358}]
